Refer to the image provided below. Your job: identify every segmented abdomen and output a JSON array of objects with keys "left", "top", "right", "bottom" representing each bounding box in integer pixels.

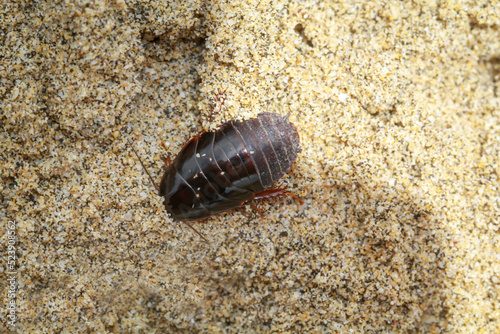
[{"left": 159, "top": 112, "right": 300, "bottom": 221}]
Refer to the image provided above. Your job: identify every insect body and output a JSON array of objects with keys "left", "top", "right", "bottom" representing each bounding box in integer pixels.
[{"left": 160, "top": 112, "right": 301, "bottom": 220}]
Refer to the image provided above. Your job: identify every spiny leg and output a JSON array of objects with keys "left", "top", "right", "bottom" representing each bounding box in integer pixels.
[
  {"left": 248, "top": 185, "right": 303, "bottom": 218},
  {"left": 253, "top": 186, "right": 304, "bottom": 204},
  {"left": 207, "top": 89, "right": 226, "bottom": 122},
  {"left": 198, "top": 89, "right": 226, "bottom": 132},
  {"left": 160, "top": 141, "right": 174, "bottom": 168},
  {"left": 249, "top": 203, "right": 264, "bottom": 218}
]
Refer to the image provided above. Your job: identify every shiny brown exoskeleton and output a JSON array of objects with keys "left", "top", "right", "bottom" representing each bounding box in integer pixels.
[{"left": 159, "top": 112, "right": 301, "bottom": 221}]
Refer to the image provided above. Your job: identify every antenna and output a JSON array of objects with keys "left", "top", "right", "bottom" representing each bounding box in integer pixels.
[{"left": 127, "top": 137, "right": 159, "bottom": 193}]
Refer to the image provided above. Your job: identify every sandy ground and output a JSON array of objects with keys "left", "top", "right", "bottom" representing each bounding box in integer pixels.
[{"left": 1, "top": 0, "right": 500, "bottom": 333}]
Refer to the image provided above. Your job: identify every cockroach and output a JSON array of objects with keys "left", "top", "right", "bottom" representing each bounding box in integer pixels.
[{"left": 128, "top": 112, "right": 301, "bottom": 241}]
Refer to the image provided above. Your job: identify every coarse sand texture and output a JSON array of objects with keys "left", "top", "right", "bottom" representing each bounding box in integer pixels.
[{"left": 1, "top": 1, "right": 499, "bottom": 333}]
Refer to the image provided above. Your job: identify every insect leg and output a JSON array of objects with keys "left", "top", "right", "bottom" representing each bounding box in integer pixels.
[
  {"left": 249, "top": 203, "right": 264, "bottom": 218},
  {"left": 199, "top": 89, "right": 226, "bottom": 131},
  {"left": 208, "top": 89, "right": 226, "bottom": 122},
  {"left": 253, "top": 186, "right": 303, "bottom": 205},
  {"left": 160, "top": 141, "right": 174, "bottom": 168}
]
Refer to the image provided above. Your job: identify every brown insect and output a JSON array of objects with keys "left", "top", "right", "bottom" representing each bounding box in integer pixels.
[{"left": 129, "top": 106, "right": 302, "bottom": 241}]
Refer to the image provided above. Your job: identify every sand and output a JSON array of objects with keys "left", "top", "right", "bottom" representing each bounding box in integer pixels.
[{"left": 1, "top": 0, "right": 499, "bottom": 333}]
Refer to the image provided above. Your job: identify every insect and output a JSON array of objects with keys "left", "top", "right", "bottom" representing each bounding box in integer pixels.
[{"left": 129, "top": 111, "right": 301, "bottom": 240}]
